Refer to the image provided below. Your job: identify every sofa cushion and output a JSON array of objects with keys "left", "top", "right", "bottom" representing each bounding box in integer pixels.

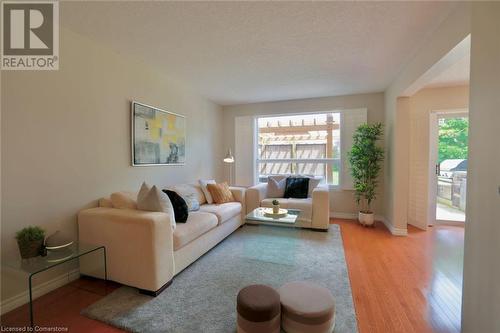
[
  {"left": 173, "top": 212, "right": 218, "bottom": 250},
  {"left": 287, "top": 198, "right": 313, "bottom": 221},
  {"left": 261, "top": 198, "right": 312, "bottom": 221},
  {"left": 199, "top": 202, "right": 242, "bottom": 224}
]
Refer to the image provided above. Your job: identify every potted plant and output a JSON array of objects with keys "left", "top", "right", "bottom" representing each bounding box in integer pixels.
[
  {"left": 16, "top": 226, "right": 45, "bottom": 259},
  {"left": 272, "top": 199, "right": 280, "bottom": 214},
  {"left": 348, "top": 123, "right": 384, "bottom": 226}
]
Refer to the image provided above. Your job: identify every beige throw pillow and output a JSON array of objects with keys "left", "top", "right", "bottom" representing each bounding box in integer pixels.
[
  {"left": 98, "top": 197, "right": 113, "bottom": 208},
  {"left": 308, "top": 176, "right": 322, "bottom": 197},
  {"left": 199, "top": 179, "right": 216, "bottom": 204},
  {"left": 267, "top": 176, "right": 287, "bottom": 198},
  {"left": 110, "top": 191, "right": 137, "bottom": 209},
  {"left": 137, "top": 185, "right": 176, "bottom": 230},
  {"left": 137, "top": 182, "right": 151, "bottom": 203}
]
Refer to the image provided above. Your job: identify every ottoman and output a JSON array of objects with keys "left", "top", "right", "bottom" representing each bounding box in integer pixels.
[
  {"left": 236, "top": 284, "right": 281, "bottom": 333},
  {"left": 278, "top": 281, "right": 336, "bottom": 333}
]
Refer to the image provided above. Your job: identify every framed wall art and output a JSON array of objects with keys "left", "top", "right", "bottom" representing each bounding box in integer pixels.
[{"left": 131, "top": 101, "right": 186, "bottom": 166}]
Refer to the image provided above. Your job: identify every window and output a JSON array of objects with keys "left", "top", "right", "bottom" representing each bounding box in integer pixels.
[{"left": 256, "top": 113, "right": 341, "bottom": 186}]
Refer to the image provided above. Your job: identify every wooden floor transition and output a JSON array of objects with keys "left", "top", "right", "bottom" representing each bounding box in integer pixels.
[{"left": 1, "top": 219, "right": 464, "bottom": 333}]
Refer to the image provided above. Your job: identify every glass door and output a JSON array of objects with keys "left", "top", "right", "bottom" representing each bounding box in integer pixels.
[{"left": 435, "top": 115, "right": 468, "bottom": 223}]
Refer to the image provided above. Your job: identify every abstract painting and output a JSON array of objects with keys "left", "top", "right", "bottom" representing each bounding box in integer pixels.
[{"left": 131, "top": 101, "right": 186, "bottom": 166}]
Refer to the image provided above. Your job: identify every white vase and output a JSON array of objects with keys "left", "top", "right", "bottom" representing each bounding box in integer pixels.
[
  {"left": 273, "top": 205, "right": 280, "bottom": 214},
  {"left": 358, "top": 211, "right": 375, "bottom": 226}
]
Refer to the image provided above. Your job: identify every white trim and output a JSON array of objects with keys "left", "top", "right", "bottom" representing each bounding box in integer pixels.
[
  {"left": 330, "top": 212, "right": 358, "bottom": 219},
  {"left": 435, "top": 219, "right": 465, "bottom": 227},
  {"left": 330, "top": 212, "right": 408, "bottom": 236},
  {"left": 381, "top": 217, "right": 408, "bottom": 236},
  {"left": 0, "top": 269, "right": 80, "bottom": 315}
]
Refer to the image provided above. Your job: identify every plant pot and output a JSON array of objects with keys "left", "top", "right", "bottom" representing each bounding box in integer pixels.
[
  {"left": 273, "top": 204, "right": 280, "bottom": 214},
  {"left": 358, "top": 211, "right": 375, "bottom": 227},
  {"left": 17, "top": 239, "right": 44, "bottom": 259}
]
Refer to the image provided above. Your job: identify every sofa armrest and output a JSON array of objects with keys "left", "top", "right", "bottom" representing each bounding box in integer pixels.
[
  {"left": 78, "top": 207, "right": 175, "bottom": 292},
  {"left": 245, "top": 183, "right": 268, "bottom": 214},
  {"left": 230, "top": 186, "right": 246, "bottom": 219},
  {"left": 312, "top": 184, "right": 330, "bottom": 230}
]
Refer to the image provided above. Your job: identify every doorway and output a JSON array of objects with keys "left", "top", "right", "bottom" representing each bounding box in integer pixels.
[{"left": 429, "top": 111, "right": 468, "bottom": 225}]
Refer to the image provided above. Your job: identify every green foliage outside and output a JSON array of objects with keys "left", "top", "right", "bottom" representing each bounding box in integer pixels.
[
  {"left": 15, "top": 226, "right": 45, "bottom": 246},
  {"left": 438, "top": 118, "right": 468, "bottom": 163},
  {"left": 348, "top": 123, "right": 384, "bottom": 213}
]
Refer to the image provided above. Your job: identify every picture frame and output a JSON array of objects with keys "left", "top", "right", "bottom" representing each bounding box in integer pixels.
[{"left": 131, "top": 101, "right": 186, "bottom": 166}]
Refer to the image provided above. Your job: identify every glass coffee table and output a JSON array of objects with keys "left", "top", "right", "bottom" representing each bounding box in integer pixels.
[
  {"left": 2, "top": 242, "right": 106, "bottom": 326},
  {"left": 246, "top": 207, "right": 301, "bottom": 227}
]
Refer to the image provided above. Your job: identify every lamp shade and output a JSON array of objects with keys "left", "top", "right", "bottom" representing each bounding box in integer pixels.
[{"left": 223, "top": 149, "right": 234, "bottom": 163}]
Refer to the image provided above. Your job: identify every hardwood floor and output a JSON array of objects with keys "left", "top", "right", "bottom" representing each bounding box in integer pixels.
[
  {"left": 1, "top": 219, "right": 464, "bottom": 333},
  {"left": 336, "top": 219, "right": 463, "bottom": 333}
]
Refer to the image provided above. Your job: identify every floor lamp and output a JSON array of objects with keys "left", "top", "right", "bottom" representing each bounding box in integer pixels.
[{"left": 223, "top": 149, "right": 235, "bottom": 185}]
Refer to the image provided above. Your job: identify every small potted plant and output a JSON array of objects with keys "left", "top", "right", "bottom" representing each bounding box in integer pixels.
[
  {"left": 348, "top": 123, "right": 384, "bottom": 226},
  {"left": 272, "top": 199, "right": 280, "bottom": 214},
  {"left": 16, "top": 226, "right": 45, "bottom": 259}
]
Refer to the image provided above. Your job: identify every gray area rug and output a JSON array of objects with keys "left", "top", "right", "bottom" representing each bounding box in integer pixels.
[{"left": 82, "top": 224, "right": 358, "bottom": 333}]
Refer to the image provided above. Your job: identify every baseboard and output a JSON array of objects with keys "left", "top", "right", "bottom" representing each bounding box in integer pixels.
[
  {"left": 1, "top": 268, "right": 80, "bottom": 315},
  {"left": 330, "top": 212, "right": 407, "bottom": 236},
  {"left": 380, "top": 217, "right": 408, "bottom": 236},
  {"left": 330, "top": 212, "right": 358, "bottom": 220}
]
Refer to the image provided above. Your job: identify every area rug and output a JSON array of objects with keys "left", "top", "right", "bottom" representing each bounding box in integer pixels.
[{"left": 82, "top": 224, "right": 358, "bottom": 333}]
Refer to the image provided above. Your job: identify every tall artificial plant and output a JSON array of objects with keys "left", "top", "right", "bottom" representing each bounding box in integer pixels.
[{"left": 348, "top": 123, "right": 384, "bottom": 214}]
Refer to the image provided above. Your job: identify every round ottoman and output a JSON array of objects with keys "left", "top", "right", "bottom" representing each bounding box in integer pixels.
[
  {"left": 278, "top": 281, "right": 335, "bottom": 333},
  {"left": 236, "top": 284, "right": 281, "bottom": 333}
]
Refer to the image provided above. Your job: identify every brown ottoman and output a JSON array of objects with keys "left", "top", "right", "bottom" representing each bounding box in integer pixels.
[
  {"left": 278, "top": 281, "right": 336, "bottom": 333},
  {"left": 236, "top": 284, "right": 281, "bottom": 333}
]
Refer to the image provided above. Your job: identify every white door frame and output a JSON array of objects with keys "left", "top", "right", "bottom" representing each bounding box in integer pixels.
[{"left": 428, "top": 109, "right": 468, "bottom": 226}]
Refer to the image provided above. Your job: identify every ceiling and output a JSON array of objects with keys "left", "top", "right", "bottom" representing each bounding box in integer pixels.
[{"left": 61, "top": 1, "right": 457, "bottom": 106}]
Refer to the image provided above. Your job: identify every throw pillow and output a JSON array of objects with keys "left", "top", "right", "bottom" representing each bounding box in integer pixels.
[
  {"left": 98, "top": 197, "right": 113, "bottom": 208},
  {"left": 137, "top": 181, "right": 151, "bottom": 204},
  {"left": 137, "top": 185, "right": 176, "bottom": 230},
  {"left": 267, "top": 176, "right": 287, "bottom": 198},
  {"left": 199, "top": 179, "right": 216, "bottom": 204},
  {"left": 162, "top": 190, "right": 189, "bottom": 223},
  {"left": 284, "top": 177, "right": 310, "bottom": 199},
  {"left": 307, "top": 176, "right": 322, "bottom": 197},
  {"left": 181, "top": 193, "right": 200, "bottom": 211},
  {"left": 110, "top": 191, "right": 137, "bottom": 209},
  {"left": 207, "top": 182, "right": 234, "bottom": 204}
]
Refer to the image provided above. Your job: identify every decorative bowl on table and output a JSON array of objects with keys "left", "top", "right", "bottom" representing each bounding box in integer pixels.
[{"left": 263, "top": 208, "right": 288, "bottom": 218}]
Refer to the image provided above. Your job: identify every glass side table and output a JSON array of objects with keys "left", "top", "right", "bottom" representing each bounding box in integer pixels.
[{"left": 2, "top": 242, "right": 106, "bottom": 327}]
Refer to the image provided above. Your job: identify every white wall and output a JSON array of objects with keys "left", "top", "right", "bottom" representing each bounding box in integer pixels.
[
  {"left": 384, "top": 3, "right": 471, "bottom": 231},
  {"left": 407, "top": 85, "right": 469, "bottom": 229},
  {"left": 222, "top": 92, "right": 386, "bottom": 217},
  {"left": 462, "top": 3, "right": 500, "bottom": 331},
  {"left": 1, "top": 27, "right": 224, "bottom": 302}
]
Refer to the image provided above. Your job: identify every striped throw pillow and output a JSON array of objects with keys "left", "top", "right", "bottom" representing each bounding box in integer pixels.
[{"left": 207, "top": 182, "right": 234, "bottom": 204}]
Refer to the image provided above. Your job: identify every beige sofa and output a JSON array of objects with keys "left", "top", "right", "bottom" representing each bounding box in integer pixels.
[
  {"left": 246, "top": 176, "right": 330, "bottom": 230},
  {"left": 78, "top": 184, "right": 245, "bottom": 295}
]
